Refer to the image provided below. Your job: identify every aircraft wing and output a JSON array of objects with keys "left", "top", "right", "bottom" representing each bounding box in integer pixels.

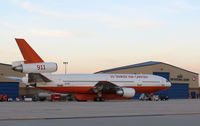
[
  {"left": 90, "top": 81, "right": 120, "bottom": 94},
  {"left": 28, "top": 73, "right": 51, "bottom": 83}
]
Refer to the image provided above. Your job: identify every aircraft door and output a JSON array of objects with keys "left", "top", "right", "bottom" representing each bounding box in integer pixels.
[{"left": 137, "top": 77, "right": 142, "bottom": 87}]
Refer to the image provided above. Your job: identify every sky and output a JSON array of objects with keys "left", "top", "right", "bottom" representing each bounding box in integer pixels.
[{"left": 0, "top": 0, "right": 200, "bottom": 74}]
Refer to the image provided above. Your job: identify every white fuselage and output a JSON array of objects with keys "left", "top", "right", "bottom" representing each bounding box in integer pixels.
[{"left": 36, "top": 74, "right": 171, "bottom": 92}]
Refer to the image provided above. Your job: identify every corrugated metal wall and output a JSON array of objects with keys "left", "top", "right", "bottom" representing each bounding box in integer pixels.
[
  {"left": 133, "top": 72, "right": 189, "bottom": 99},
  {"left": 155, "top": 84, "right": 189, "bottom": 99},
  {"left": 134, "top": 84, "right": 189, "bottom": 99},
  {"left": 0, "top": 82, "right": 19, "bottom": 99},
  {"left": 153, "top": 72, "right": 189, "bottom": 99}
]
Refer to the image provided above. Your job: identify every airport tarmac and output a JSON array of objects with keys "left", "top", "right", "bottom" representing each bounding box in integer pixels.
[{"left": 0, "top": 99, "right": 200, "bottom": 126}]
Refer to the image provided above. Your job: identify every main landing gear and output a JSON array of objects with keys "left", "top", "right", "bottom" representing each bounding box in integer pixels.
[
  {"left": 93, "top": 97, "right": 105, "bottom": 102},
  {"left": 93, "top": 91, "right": 105, "bottom": 102},
  {"left": 92, "top": 85, "right": 105, "bottom": 102}
]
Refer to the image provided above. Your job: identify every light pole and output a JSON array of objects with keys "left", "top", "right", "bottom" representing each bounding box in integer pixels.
[{"left": 63, "top": 62, "right": 68, "bottom": 74}]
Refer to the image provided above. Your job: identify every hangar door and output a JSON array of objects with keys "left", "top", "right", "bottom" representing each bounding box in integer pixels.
[
  {"left": 0, "top": 82, "right": 19, "bottom": 99},
  {"left": 153, "top": 72, "right": 188, "bottom": 99},
  {"left": 155, "top": 83, "right": 188, "bottom": 99},
  {"left": 134, "top": 72, "right": 170, "bottom": 99}
]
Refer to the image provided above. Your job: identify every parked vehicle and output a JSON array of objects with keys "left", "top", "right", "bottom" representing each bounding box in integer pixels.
[
  {"left": 159, "top": 94, "right": 169, "bottom": 100},
  {"left": 152, "top": 95, "right": 159, "bottom": 101},
  {"left": 0, "top": 94, "right": 7, "bottom": 101},
  {"left": 24, "top": 98, "right": 32, "bottom": 102},
  {"left": 7, "top": 98, "right": 13, "bottom": 102},
  {"left": 16, "top": 98, "right": 20, "bottom": 102}
]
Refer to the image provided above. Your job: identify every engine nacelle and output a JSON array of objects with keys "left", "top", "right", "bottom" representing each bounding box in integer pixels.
[
  {"left": 116, "top": 88, "right": 136, "bottom": 98},
  {"left": 12, "top": 61, "right": 57, "bottom": 73}
]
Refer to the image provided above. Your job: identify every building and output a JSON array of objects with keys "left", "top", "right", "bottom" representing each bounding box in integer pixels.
[
  {"left": 96, "top": 61, "right": 200, "bottom": 99},
  {"left": 0, "top": 63, "right": 24, "bottom": 100},
  {"left": 0, "top": 63, "right": 49, "bottom": 100}
]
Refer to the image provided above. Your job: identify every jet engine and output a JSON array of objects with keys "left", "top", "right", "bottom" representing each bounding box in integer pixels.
[
  {"left": 116, "top": 88, "right": 136, "bottom": 98},
  {"left": 12, "top": 61, "right": 57, "bottom": 73}
]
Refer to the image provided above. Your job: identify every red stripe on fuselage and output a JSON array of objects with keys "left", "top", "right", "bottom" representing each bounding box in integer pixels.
[{"left": 39, "top": 86, "right": 170, "bottom": 94}]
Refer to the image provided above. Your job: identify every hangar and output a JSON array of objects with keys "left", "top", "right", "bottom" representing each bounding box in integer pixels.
[
  {"left": 0, "top": 63, "right": 49, "bottom": 100},
  {"left": 0, "top": 63, "right": 24, "bottom": 100},
  {"left": 96, "top": 61, "right": 200, "bottom": 99}
]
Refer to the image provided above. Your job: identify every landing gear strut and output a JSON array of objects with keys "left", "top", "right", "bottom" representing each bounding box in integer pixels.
[
  {"left": 139, "top": 93, "right": 153, "bottom": 101},
  {"left": 93, "top": 91, "right": 105, "bottom": 102}
]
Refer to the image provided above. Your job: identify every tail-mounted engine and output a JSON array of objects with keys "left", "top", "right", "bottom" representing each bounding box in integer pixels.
[{"left": 12, "top": 61, "right": 57, "bottom": 73}]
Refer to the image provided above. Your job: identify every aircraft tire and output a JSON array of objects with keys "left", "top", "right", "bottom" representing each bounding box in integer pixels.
[
  {"left": 94, "top": 97, "right": 105, "bottom": 102},
  {"left": 100, "top": 97, "right": 105, "bottom": 102},
  {"left": 76, "top": 100, "right": 87, "bottom": 102}
]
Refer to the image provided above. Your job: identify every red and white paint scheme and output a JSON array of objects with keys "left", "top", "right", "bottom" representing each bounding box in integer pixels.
[{"left": 11, "top": 38, "right": 171, "bottom": 101}]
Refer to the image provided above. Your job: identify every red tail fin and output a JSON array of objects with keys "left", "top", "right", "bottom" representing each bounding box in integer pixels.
[{"left": 15, "top": 38, "right": 44, "bottom": 64}]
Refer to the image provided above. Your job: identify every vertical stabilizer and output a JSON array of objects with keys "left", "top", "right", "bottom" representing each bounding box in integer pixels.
[{"left": 15, "top": 38, "right": 44, "bottom": 64}]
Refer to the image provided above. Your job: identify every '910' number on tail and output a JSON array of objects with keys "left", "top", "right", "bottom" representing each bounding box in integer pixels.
[{"left": 37, "top": 65, "right": 46, "bottom": 70}]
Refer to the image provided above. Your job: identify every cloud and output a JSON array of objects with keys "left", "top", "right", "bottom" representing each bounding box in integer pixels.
[
  {"left": 172, "top": 1, "right": 200, "bottom": 10},
  {"left": 29, "top": 29, "right": 97, "bottom": 38},
  {"left": 30, "top": 30, "right": 71, "bottom": 37},
  {"left": 164, "top": 1, "right": 200, "bottom": 14},
  {"left": 0, "top": 22, "right": 16, "bottom": 28},
  {"left": 12, "top": 0, "right": 111, "bottom": 21},
  {"left": 12, "top": 0, "right": 159, "bottom": 30},
  {"left": 12, "top": 0, "right": 67, "bottom": 17},
  {"left": 0, "top": 21, "right": 97, "bottom": 38},
  {"left": 111, "top": 19, "right": 157, "bottom": 30}
]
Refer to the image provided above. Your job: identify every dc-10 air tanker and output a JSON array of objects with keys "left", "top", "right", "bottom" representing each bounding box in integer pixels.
[{"left": 10, "top": 38, "right": 171, "bottom": 101}]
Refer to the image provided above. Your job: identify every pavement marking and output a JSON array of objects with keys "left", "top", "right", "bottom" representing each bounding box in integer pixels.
[
  {"left": 0, "top": 118, "right": 45, "bottom": 121},
  {"left": 0, "top": 112, "right": 200, "bottom": 121}
]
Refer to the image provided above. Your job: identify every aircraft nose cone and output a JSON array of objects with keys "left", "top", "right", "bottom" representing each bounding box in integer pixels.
[{"left": 167, "top": 82, "right": 171, "bottom": 87}]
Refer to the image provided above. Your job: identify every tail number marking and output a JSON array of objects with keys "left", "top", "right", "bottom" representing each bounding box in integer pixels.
[{"left": 37, "top": 65, "right": 46, "bottom": 70}]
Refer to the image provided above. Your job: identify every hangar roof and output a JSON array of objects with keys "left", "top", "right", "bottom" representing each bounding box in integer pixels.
[{"left": 96, "top": 61, "right": 198, "bottom": 75}]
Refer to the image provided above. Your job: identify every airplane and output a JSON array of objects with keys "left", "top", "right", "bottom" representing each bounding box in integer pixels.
[{"left": 10, "top": 38, "right": 171, "bottom": 101}]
